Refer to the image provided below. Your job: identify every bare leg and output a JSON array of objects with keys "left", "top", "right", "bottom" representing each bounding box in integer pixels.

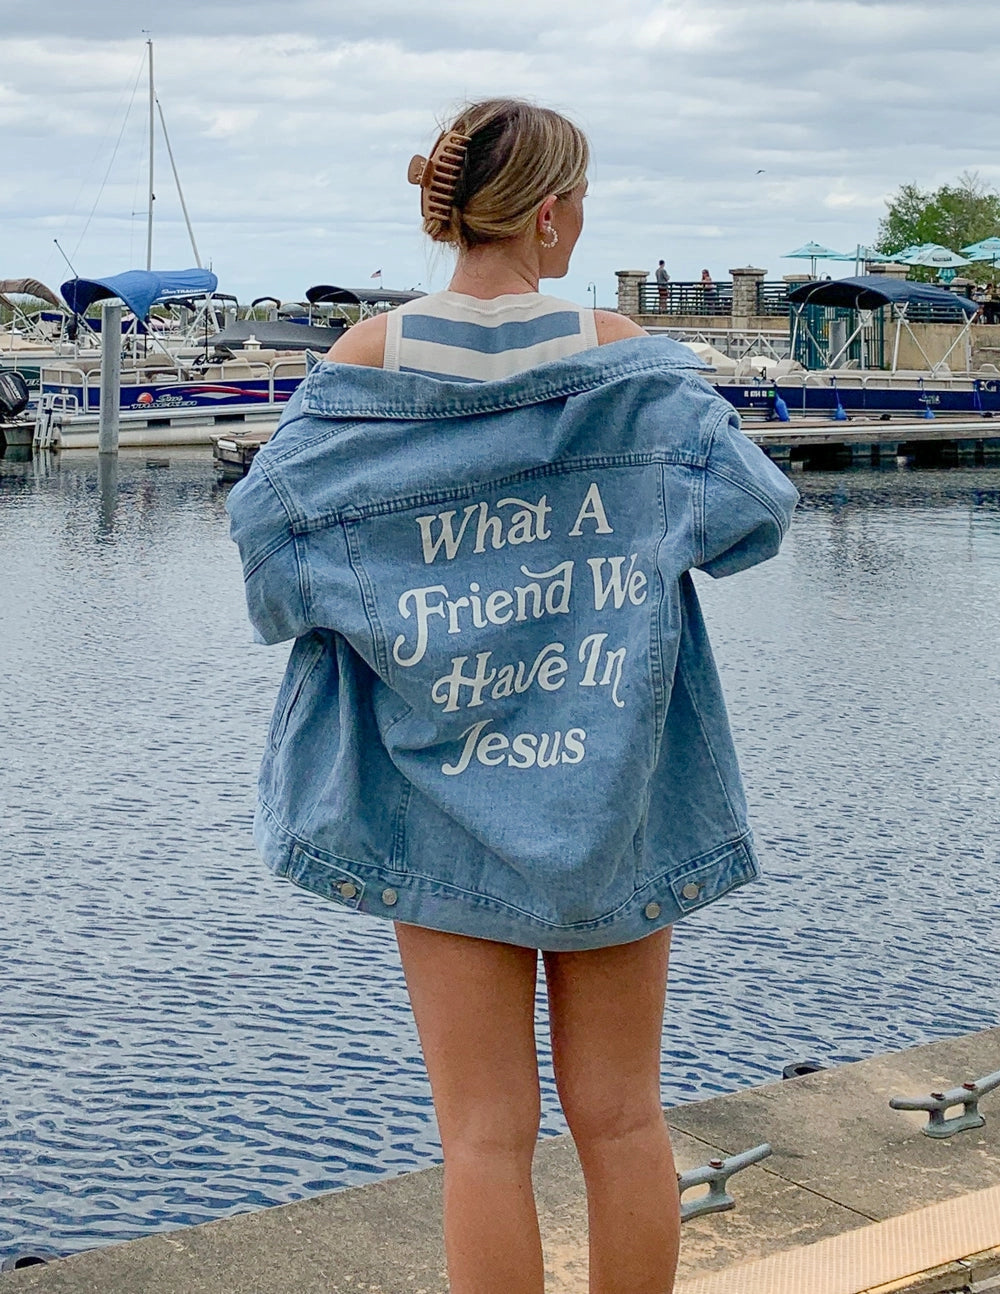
[
  {"left": 543, "top": 929, "right": 678, "bottom": 1294},
  {"left": 395, "top": 923, "right": 544, "bottom": 1294}
]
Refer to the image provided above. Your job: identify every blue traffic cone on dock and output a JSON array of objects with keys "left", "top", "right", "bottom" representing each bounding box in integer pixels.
[{"left": 830, "top": 378, "right": 847, "bottom": 420}]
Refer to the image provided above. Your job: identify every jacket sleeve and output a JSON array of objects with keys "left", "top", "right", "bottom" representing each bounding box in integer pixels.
[
  {"left": 226, "top": 462, "right": 309, "bottom": 644},
  {"left": 697, "top": 406, "right": 799, "bottom": 578}
]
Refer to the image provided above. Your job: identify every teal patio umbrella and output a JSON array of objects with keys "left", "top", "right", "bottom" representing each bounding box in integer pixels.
[
  {"left": 962, "top": 237, "right": 1000, "bottom": 274},
  {"left": 961, "top": 237, "right": 1000, "bottom": 258},
  {"left": 898, "top": 244, "right": 970, "bottom": 269},
  {"left": 782, "top": 241, "right": 844, "bottom": 276},
  {"left": 898, "top": 244, "right": 970, "bottom": 284},
  {"left": 827, "top": 244, "right": 880, "bottom": 273}
]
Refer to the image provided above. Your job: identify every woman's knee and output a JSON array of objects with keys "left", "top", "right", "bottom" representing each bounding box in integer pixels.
[
  {"left": 440, "top": 1099, "right": 541, "bottom": 1163},
  {"left": 558, "top": 1083, "right": 665, "bottom": 1154}
]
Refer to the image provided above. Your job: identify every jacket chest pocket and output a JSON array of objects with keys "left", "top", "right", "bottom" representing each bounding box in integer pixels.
[{"left": 268, "top": 632, "right": 325, "bottom": 751}]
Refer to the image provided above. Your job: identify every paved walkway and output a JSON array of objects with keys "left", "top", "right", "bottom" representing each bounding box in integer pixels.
[{"left": 4, "top": 1027, "right": 999, "bottom": 1292}]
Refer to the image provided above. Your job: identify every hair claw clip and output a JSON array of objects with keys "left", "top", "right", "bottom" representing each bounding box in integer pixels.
[{"left": 408, "top": 130, "right": 470, "bottom": 221}]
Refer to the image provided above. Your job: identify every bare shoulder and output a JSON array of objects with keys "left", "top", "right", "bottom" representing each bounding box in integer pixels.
[
  {"left": 593, "top": 310, "right": 649, "bottom": 345},
  {"left": 323, "top": 313, "right": 388, "bottom": 367}
]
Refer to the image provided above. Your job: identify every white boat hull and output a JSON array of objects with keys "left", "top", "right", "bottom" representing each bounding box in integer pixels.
[{"left": 43, "top": 405, "right": 283, "bottom": 450}]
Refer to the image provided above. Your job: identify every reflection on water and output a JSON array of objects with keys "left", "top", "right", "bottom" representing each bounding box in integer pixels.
[
  {"left": 96, "top": 453, "right": 119, "bottom": 536},
  {"left": 1, "top": 450, "right": 998, "bottom": 1260}
]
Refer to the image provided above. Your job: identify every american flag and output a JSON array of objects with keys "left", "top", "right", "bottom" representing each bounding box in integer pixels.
[{"left": 370, "top": 269, "right": 382, "bottom": 279}]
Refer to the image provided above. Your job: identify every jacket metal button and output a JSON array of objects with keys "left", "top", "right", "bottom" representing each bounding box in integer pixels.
[
  {"left": 381, "top": 888, "right": 398, "bottom": 906},
  {"left": 682, "top": 882, "right": 701, "bottom": 901},
  {"left": 338, "top": 881, "right": 358, "bottom": 899},
  {"left": 644, "top": 901, "right": 661, "bottom": 919}
]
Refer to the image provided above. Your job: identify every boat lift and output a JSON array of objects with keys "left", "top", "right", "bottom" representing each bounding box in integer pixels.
[{"left": 787, "top": 275, "right": 979, "bottom": 374}]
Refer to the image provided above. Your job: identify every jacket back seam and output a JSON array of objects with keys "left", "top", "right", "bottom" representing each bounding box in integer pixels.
[{"left": 288, "top": 453, "right": 705, "bottom": 534}]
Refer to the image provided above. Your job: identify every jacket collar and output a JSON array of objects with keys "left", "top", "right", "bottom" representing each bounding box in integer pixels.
[{"left": 299, "top": 336, "right": 705, "bottom": 421}]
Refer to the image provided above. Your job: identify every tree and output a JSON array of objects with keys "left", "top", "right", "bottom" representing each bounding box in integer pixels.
[{"left": 875, "top": 172, "right": 1000, "bottom": 281}]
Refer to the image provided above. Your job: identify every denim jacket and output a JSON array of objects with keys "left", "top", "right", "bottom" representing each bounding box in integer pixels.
[{"left": 227, "top": 337, "right": 798, "bottom": 950}]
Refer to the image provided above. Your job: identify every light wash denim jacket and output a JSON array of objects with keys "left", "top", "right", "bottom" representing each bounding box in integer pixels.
[{"left": 228, "top": 337, "right": 798, "bottom": 950}]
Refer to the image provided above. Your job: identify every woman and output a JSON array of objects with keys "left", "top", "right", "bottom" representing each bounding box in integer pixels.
[
  {"left": 228, "top": 99, "right": 797, "bottom": 1294},
  {"left": 700, "top": 268, "right": 718, "bottom": 312}
]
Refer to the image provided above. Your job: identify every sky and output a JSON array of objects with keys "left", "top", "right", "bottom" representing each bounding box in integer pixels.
[{"left": 3, "top": 0, "right": 999, "bottom": 308}]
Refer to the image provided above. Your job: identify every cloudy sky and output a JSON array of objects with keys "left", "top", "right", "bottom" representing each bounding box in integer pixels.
[{"left": 3, "top": 0, "right": 998, "bottom": 307}]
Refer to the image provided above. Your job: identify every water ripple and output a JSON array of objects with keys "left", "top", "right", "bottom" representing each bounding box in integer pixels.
[{"left": 1, "top": 453, "right": 998, "bottom": 1260}]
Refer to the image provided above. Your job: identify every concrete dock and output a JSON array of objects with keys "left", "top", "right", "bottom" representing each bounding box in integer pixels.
[{"left": 4, "top": 1027, "right": 999, "bottom": 1293}]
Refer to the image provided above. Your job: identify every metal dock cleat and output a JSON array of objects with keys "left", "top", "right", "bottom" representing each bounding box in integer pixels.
[
  {"left": 677, "top": 1143, "right": 772, "bottom": 1221},
  {"left": 889, "top": 1069, "right": 1000, "bottom": 1139}
]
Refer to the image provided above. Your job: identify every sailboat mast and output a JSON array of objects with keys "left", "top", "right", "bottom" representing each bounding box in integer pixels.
[
  {"left": 156, "top": 99, "right": 202, "bottom": 268},
  {"left": 146, "top": 39, "right": 154, "bottom": 271}
]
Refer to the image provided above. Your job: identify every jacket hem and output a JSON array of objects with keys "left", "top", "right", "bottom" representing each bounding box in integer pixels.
[{"left": 253, "top": 800, "right": 761, "bottom": 952}]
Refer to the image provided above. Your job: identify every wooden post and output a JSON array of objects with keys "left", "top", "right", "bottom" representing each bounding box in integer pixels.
[{"left": 98, "top": 300, "right": 122, "bottom": 455}]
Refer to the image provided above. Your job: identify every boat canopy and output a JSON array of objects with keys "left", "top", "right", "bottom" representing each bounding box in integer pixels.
[
  {"left": 0, "top": 278, "right": 64, "bottom": 310},
  {"left": 787, "top": 275, "right": 977, "bottom": 316},
  {"left": 208, "top": 320, "right": 347, "bottom": 352},
  {"left": 61, "top": 269, "right": 219, "bottom": 320},
  {"left": 305, "top": 284, "right": 426, "bottom": 306}
]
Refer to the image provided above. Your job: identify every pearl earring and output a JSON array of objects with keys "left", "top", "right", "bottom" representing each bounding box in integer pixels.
[{"left": 540, "top": 225, "right": 559, "bottom": 248}]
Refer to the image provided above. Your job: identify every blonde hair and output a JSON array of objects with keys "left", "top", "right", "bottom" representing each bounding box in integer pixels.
[{"left": 421, "top": 99, "right": 589, "bottom": 248}]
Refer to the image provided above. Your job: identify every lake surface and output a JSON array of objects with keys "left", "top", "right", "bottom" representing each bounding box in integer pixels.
[{"left": 1, "top": 449, "right": 998, "bottom": 1262}]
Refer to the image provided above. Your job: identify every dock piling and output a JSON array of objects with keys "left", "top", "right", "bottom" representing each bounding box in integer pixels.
[{"left": 98, "top": 300, "right": 122, "bottom": 455}]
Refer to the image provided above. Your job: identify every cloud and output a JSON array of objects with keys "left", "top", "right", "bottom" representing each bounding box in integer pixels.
[{"left": 2, "top": 0, "right": 999, "bottom": 303}]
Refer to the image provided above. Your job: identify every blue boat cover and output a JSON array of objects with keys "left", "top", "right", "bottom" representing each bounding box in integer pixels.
[
  {"left": 787, "top": 275, "right": 977, "bottom": 316},
  {"left": 61, "top": 269, "right": 219, "bottom": 320}
]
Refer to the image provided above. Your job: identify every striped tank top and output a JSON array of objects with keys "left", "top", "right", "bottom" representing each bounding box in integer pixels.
[{"left": 383, "top": 290, "right": 599, "bottom": 382}]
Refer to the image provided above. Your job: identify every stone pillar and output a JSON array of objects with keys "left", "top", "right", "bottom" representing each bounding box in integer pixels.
[
  {"left": 868, "top": 262, "right": 909, "bottom": 280},
  {"left": 729, "top": 266, "right": 767, "bottom": 325},
  {"left": 616, "top": 270, "right": 649, "bottom": 317}
]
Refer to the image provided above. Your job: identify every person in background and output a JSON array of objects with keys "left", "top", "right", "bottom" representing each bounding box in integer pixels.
[
  {"left": 701, "top": 268, "right": 717, "bottom": 312},
  {"left": 655, "top": 258, "right": 670, "bottom": 311},
  {"left": 228, "top": 98, "right": 798, "bottom": 1294}
]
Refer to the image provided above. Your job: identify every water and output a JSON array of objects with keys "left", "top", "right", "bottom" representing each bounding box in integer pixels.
[{"left": 1, "top": 450, "right": 998, "bottom": 1260}]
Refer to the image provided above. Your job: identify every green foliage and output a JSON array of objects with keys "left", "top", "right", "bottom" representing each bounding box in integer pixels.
[
  {"left": 875, "top": 172, "right": 1000, "bottom": 282},
  {"left": 0, "top": 296, "right": 50, "bottom": 326}
]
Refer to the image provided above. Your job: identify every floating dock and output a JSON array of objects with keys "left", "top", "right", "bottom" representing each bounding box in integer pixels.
[
  {"left": 209, "top": 414, "right": 1000, "bottom": 479},
  {"left": 751, "top": 414, "right": 1000, "bottom": 469},
  {"left": 5, "top": 1026, "right": 998, "bottom": 1292}
]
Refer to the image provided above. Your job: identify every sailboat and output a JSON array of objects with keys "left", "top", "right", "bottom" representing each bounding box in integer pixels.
[
  {"left": 32, "top": 42, "right": 302, "bottom": 449},
  {"left": 141, "top": 39, "right": 202, "bottom": 274}
]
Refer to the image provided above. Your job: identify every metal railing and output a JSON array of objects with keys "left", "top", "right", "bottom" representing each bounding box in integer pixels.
[
  {"left": 638, "top": 282, "right": 732, "bottom": 316},
  {"left": 643, "top": 326, "right": 792, "bottom": 360},
  {"left": 756, "top": 282, "right": 790, "bottom": 317},
  {"left": 637, "top": 280, "right": 790, "bottom": 317},
  {"left": 904, "top": 302, "right": 980, "bottom": 323},
  {"left": 34, "top": 356, "right": 307, "bottom": 443}
]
